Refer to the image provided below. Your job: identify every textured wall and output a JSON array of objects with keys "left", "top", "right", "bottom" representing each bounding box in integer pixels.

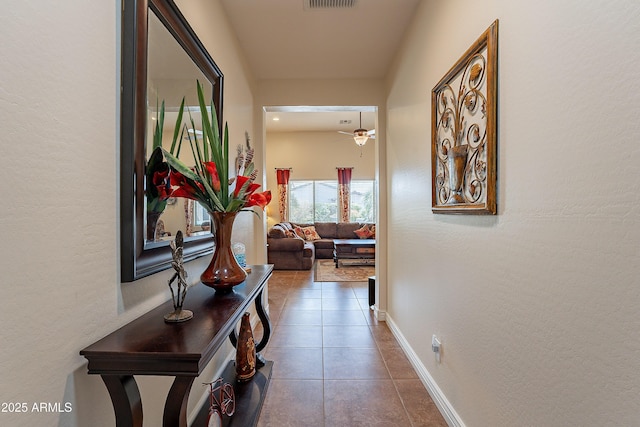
[
  {"left": 266, "top": 130, "right": 376, "bottom": 182},
  {"left": 385, "top": 0, "right": 640, "bottom": 425},
  {"left": 0, "top": 0, "right": 257, "bottom": 426}
]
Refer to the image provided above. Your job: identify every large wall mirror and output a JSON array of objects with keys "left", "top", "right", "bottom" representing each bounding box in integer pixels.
[{"left": 121, "top": 0, "right": 223, "bottom": 281}]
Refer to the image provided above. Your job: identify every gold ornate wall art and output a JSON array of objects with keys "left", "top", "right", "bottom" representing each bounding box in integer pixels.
[{"left": 431, "top": 20, "right": 498, "bottom": 214}]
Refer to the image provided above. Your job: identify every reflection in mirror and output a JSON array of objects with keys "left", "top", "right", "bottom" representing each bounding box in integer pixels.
[
  {"left": 145, "top": 8, "right": 213, "bottom": 246},
  {"left": 121, "top": 0, "right": 223, "bottom": 282}
]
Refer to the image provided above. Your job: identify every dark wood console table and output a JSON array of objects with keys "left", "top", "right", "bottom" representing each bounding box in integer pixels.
[{"left": 80, "top": 264, "right": 273, "bottom": 427}]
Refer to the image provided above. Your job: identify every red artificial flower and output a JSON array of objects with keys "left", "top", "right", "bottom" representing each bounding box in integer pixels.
[
  {"left": 152, "top": 169, "right": 170, "bottom": 200},
  {"left": 245, "top": 191, "right": 271, "bottom": 210},
  {"left": 156, "top": 184, "right": 170, "bottom": 200},
  {"left": 234, "top": 175, "right": 250, "bottom": 197},
  {"left": 169, "top": 170, "right": 202, "bottom": 200},
  {"left": 234, "top": 175, "right": 262, "bottom": 198},
  {"left": 202, "top": 161, "right": 221, "bottom": 192},
  {"left": 246, "top": 183, "right": 261, "bottom": 195},
  {"left": 152, "top": 169, "right": 169, "bottom": 185}
]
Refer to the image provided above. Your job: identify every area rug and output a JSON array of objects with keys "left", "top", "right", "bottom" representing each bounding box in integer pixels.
[{"left": 314, "top": 259, "right": 374, "bottom": 282}]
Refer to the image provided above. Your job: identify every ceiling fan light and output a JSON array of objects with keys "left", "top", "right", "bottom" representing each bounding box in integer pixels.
[{"left": 353, "top": 129, "right": 369, "bottom": 146}]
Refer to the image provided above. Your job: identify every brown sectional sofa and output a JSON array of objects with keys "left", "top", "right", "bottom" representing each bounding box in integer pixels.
[{"left": 267, "top": 222, "right": 375, "bottom": 270}]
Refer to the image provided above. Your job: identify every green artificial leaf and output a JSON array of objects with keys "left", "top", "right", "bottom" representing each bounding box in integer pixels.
[
  {"left": 169, "top": 98, "right": 185, "bottom": 155},
  {"left": 162, "top": 149, "right": 198, "bottom": 181},
  {"left": 152, "top": 100, "right": 165, "bottom": 150}
]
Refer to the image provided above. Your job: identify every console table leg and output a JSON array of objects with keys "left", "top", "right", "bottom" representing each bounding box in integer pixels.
[
  {"left": 163, "top": 376, "right": 195, "bottom": 427},
  {"left": 228, "top": 330, "right": 238, "bottom": 348},
  {"left": 227, "top": 290, "right": 272, "bottom": 351},
  {"left": 255, "top": 289, "right": 271, "bottom": 352},
  {"left": 101, "top": 375, "right": 143, "bottom": 427}
]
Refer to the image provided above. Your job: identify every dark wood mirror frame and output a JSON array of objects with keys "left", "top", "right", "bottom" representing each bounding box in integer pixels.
[{"left": 121, "top": 0, "right": 223, "bottom": 282}]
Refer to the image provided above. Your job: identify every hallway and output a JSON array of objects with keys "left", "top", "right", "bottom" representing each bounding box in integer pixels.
[{"left": 256, "top": 268, "right": 448, "bottom": 426}]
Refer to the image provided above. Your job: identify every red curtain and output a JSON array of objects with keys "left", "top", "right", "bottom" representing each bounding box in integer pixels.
[
  {"left": 276, "top": 168, "right": 291, "bottom": 222},
  {"left": 337, "top": 167, "right": 353, "bottom": 223}
]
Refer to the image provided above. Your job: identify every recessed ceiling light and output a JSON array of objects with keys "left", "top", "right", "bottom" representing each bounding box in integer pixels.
[{"left": 272, "top": 117, "right": 280, "bottom": 121}]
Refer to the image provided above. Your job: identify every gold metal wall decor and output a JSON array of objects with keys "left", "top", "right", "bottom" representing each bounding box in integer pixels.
[{"left": 431, "top": 20, "right": 498, "bottom": 214}]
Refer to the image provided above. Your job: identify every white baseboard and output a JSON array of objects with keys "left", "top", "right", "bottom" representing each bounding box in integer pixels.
[{"left": 385, "top": 314, "right": 465, "bottom": 427}]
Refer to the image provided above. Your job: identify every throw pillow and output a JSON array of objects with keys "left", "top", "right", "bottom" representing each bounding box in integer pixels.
[
  {"left": 369, "top": 224, "right": 376, "bottom": 238},
  {"left": 354, "top": 224, "right": 372, "bottom": 239},
  {"left": 299, "top": 225, "right": 321, "bottom": 241},
  {"left": 293, "top": 226, "right": 306, "bottom": 240}
]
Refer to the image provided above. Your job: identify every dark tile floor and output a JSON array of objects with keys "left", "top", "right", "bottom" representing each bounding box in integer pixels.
[{"left": 256, "top": 268, "right": 448, "bottom": 427}]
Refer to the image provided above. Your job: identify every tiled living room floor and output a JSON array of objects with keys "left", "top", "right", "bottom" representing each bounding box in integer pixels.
[{"left": 256, "top": 267, "right": 448, "bottom": 427}]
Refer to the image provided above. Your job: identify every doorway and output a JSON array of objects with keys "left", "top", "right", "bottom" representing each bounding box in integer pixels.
[{"left": 262, "top": 105, "right": 387, "bottom": 320}]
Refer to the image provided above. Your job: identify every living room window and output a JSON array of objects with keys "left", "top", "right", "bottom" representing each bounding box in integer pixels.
[
  {"left": 289, "top": 180, "right": 375, "bottom": 223},
  {"left": 349, "top": 180, "right": 375, "bottom": 223},
  {"left": 193, "top": 202, "right": 209, "bottom": 226},
  {"left": 289, "top": 180, "right": 337, "bottom": 223}
]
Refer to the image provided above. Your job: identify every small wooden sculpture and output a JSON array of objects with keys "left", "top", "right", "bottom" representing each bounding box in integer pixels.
[
  {"left": 164, "top": 231, "right": 194, "bottom": 322},
  {"left": 235, "top": 312, "right": 256, "bottom": 381}
]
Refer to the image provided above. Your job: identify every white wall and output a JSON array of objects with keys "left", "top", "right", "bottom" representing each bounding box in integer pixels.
[
  {"left": 385, "top": 0, "right": 640, "bottom": 426},
  {"left": 266, "top": 131, "right": 376, "bottom": 182},
  {"left": 0, "top": 0, "right": 258, "bottom": 426}
]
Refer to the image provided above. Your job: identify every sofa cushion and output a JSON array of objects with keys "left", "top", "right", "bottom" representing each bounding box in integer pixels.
[
  {"left": 314, "top": 222, "right": 337, "bottom": 239},
  {"left": 313, "top": 238, "right": 335, "bottom": 250},
  {"left": 337, "top": 222, "right": 363, "bottom": 239}
]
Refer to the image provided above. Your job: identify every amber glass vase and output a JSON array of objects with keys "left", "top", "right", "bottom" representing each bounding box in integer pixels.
[{"left": 200, "top": 211, "right": 247, "bottom": 292}]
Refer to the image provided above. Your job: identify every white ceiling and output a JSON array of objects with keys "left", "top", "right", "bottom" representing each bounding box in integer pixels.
[
  {"left": 265, "top": 106, "right": 376, "bottom": 133},
  {"left": 219, "top": 0, "right": 420, "bottom": 133},
  {"left": 220, "top": 0, "right": 420, "bottom": 80}
]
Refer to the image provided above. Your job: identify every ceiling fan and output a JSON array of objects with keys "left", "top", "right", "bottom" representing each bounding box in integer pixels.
[{"left": 338, "top": 112, "right": 375, "bottom": 146}]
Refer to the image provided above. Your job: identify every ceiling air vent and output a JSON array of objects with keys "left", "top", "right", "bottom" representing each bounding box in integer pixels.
[{"left": 304, "top": 0, "right": 357, "bottom": 10}]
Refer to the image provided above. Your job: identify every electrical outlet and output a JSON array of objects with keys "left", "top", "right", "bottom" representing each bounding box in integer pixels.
[{"left": 432, "top": 335, "right": 441, "bottom": 363}]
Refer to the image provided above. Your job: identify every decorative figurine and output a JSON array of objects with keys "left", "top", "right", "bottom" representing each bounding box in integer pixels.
[
  {"left": 203, "top": 378, "right": 235, "bottom": 426},
  {"left": 164, "top": 231, "right": 193, "bottom": 322},
  {"left": 235, "top": 312, "right": 256, "bottom": 381}
]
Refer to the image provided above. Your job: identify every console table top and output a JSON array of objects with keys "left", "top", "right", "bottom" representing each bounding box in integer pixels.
[{"left": 80, "top": 264, "right": 273, "bottom": 376}]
